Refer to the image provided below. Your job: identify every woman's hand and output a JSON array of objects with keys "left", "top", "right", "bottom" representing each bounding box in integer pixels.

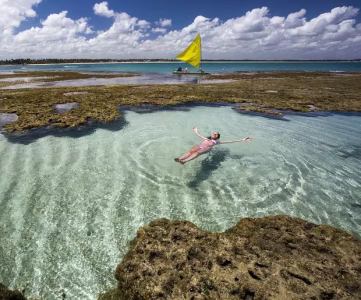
[{"left": 192, "top": 127, "right": 198, "bottom": 133}]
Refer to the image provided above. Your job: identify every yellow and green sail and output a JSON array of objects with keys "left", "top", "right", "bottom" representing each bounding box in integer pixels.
[{"left": 176, "top": 34, "right": 202, "bottom": 69}]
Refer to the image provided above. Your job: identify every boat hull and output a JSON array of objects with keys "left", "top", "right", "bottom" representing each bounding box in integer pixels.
[{"left": 172, "top": 71, "right": 210, "bottom": 75}]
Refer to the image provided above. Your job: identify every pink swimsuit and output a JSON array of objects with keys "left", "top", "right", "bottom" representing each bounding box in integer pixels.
[{"left": 197, "top": 139, "right": 219, "bottom": 153}]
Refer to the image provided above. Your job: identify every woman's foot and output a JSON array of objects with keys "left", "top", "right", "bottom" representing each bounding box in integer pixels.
[{"left": 174, "top": 158, "right": 185, "bottom": 165}]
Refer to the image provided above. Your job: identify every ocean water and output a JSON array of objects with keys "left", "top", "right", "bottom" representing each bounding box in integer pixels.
[
  {"left": 0, "top": 106, "right": 360, "bottom": 299},
  {"left": 1, "top": 61, "right": 361, "bottom": 74}
]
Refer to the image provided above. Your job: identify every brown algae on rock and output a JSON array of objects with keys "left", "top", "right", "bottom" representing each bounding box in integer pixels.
[
  {"left": 0, "top": 71, "right": 137, "bottom": 83},
  {"left": 0, "top": 71, "right": 361, "bottom": 133},
  {"left": 63, "top": 91, "right": 89, "bottom": 96},
  {"left": 99, "top": 215, "right": 361, "bottom": 300},
  {"left": 0, "top": 283, "right": 27, "bottom": 300}
]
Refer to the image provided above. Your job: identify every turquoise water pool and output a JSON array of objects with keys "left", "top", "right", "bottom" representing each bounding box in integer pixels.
[
  {"left": 1, "top": 61, "right": 361, "bottom": 74},
  {"left": 0, "top": 106, "right": 360, "bottom": 299}
]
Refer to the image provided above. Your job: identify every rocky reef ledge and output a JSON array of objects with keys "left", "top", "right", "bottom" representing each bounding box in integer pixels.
[
  {"left": 100, "top": 215, "right": 361, "bottom": 300},
  {"left": 0, "top": 283, "right": 26, "bottom": 300}
]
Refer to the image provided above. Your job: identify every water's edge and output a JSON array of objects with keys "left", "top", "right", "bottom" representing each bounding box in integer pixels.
[{"left": 2, "top": 102, "right": 361, "bottom": 144}]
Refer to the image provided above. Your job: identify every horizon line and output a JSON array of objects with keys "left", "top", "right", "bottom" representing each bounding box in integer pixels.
[{"left": 1, "top": 58, "right": 361, "bottom": 63}]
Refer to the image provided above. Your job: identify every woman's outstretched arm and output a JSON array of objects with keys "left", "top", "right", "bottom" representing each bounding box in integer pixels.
[
  {"left": 220, "top": 137, "right": 252, "bottom": 144},
  {"left": 192, "top": 127, "right": 208, "bottom": 140}
]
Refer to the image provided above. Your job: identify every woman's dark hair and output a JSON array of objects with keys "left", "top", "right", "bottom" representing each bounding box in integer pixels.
[{"left": 208, "top": 133, "right": 220, "bottom": 140}]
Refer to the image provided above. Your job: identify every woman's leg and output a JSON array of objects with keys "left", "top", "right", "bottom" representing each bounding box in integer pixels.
[
  {"left": 180, "top": 152, "right": 200, "bottom": 164},
  {"left": 178, "top": 151, "right": 192, "bottom": 161},
  {"left": 177, "top": 146, "right": 198, "bottom": 161}
]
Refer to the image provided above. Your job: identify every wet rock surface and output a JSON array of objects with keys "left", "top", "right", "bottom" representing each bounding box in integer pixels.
[
  {"left": 235, "top": 103, "right": 285, "bottom": 119},
  {"left": 0, "top": 113, "right": 18, "bottom": 129},
  {"left": 0, "top": 283, "right": 26, "bottom": 300},
  {"left": 1, "top": 71, "right": 361, "bottom": 133},
  {"left": 103, "top": 215, "right": 361, "bottom": 300},
  {"left": 54, "top": 102, "right": 79, "bottom": 113},
  {"left": 63, "top": 91, "right": 89, "bottom": 96}
]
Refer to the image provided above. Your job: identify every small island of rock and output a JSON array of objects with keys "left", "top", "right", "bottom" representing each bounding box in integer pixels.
[{"left": 100, "top": 215, "right": 361, "bottom": 300}]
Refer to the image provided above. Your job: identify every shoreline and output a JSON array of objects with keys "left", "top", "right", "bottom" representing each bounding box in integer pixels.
[
  {"left": 2, "top": 107, "right": 361, "bottom": 145},
  {"left": 0, "top": 60, "right": 360, "bottom": 68},
  {"left": 1, "top": 71, "right": 360, "bottom": 135},
  {"left": 23, "top": 60, "right": 361, "bottom": 65}
]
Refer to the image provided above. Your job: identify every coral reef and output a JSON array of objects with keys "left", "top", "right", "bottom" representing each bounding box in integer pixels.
[
  {"left": 0, "top": 283, "right": 26, "bottom": 300},
  {"left": 100, "top": 215, "right": 361, "bottom": 300},
  {"left": 1, "top": 72, "right": 361, "bottom": 133}
]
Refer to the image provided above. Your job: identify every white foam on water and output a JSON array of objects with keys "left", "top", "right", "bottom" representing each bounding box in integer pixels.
[{"left": 0, "top": 106, "right": 361, "bottom": 299}]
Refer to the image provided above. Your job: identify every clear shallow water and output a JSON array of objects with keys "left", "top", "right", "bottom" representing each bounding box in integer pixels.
[
  {"left": 1, "top": 61, "right": 361, "bottom": 74},
  {"left": 2, "top": 73, "right": 217, "bottom": 89},
  {"left": 0, "top": 106, "right": 360, "bottom": 299}
]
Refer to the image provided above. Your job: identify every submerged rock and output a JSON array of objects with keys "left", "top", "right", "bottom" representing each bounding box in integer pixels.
[
  {"left": 63, "top": 91, "right": 89, "bottom": 96},
  {"left": 54, "top": 102, "right": 79, "bottom": 113},
  {"left": 0, "top": 283, "right": 26, "bottom": 300},
  {"left": 101, "top": 215, "right": 361, "bottom": 300},
  {"left": 307, "top": 104, "right": 320, "bottom": 111},
  {"left": 236, "top": 103, "right": 284, "bottom": 118},
  {"left": 0, "top": 113, "right": 18, "bottom": 129}
]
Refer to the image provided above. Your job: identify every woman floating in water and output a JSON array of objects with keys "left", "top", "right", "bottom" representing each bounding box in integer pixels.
[{"left": 175, "top": 127, "right": 252, "bottom": 165}]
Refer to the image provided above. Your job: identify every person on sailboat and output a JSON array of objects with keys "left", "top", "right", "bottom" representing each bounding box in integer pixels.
[
  {"left": 174, "top": 127, "right": 252, "bottom": 165},
  {"left": 174, "top": 34, "right": 209, "bottom": 74}
]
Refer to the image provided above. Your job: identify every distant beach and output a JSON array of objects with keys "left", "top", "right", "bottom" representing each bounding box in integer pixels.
[{"left": 1, "top": 61, "right": 361, "bottom": 74}]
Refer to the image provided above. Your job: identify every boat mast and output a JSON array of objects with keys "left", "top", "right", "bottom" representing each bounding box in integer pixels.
[{"left": 199, "top": 34, "right": 202, "bottom": 72}]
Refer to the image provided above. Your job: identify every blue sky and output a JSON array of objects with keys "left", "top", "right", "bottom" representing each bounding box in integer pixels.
[
  {"left": 20, "top": 0, "right": 361, "bottom": 32},
  {"left": 1, "top": 0, "right": 361, "bottom": 59}
]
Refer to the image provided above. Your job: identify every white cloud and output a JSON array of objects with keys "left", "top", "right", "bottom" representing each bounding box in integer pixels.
[
  {"left": 93, "top": 1, "right": 114, "bottom": 18},
  {"left": 11, "top": 11, "right": 92, "bottom": 57},
  {"left": 285, "top": 9, "right": 306, "bottom": 29},
  {"left": 15, "top": 11, "right": 92, "bottom": 42},
  {"left": 157, "top": 18, "right": 172, "bottom": 27},
  {"left": 0, "top": 0, "right": 42, "bottom": 35},
  {"left": 289, "top": 6, "right": 359, "bottom": 36},
  {"left": 0, "top": 3, "right": 361, "bottom": 59},
  {"left": 137, "top": 19, "right": 150, "bottom": 29},
  {"left": 228, "top": 7, "right": 269, "bottom": 33},
  {"left": 152, "top": 27, "right": 167, "bottom": 34},
  {"left": 93, "top": 0, "right": 150, "bottom": 32}
]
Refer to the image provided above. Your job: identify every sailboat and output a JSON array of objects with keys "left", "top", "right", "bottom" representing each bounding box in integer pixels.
[{"left": 173, "top": 34, "right": 209, "bottom": 75}]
